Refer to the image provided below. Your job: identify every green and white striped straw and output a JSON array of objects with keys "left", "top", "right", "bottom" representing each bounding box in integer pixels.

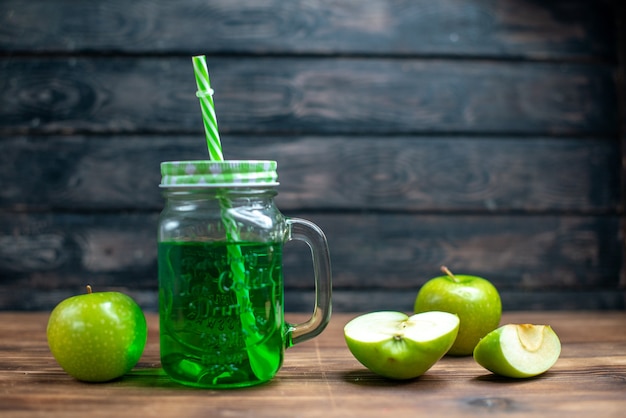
[
  {"left": 189, "top": 56, "right": 275, "bottom": 381},
  {"left": 192, "top": 55, "right": 224, "bottom": 161}
]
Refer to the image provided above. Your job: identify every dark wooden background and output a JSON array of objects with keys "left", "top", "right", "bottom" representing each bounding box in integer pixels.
[{"left": 1, "top": 0, "right": 624, "bottom": 312}]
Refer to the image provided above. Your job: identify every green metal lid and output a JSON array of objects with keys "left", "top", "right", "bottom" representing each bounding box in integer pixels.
[{"left": 160, "top": 160, "right": 279, "bottom": 188}]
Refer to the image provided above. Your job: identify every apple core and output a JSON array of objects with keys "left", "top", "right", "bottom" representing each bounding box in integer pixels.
[
  {"left": 517, "top": 324, "right": 544, "bottom": 351},
  {"left": 344, "top": 311, "right": 460, "bottom": 379},
  {"left": 473, "top": 323, "right": 561, "bottom": 378}
]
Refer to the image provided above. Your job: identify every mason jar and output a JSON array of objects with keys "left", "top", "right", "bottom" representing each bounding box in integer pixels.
[{"left": 157, "top": 160, "right": 332, "bottom": 388}]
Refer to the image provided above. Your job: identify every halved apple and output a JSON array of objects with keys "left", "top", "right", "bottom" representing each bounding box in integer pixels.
[
  {"left": 473, "top": 324, "right": 561, "bottom": 378},
  {"left": 344, "top": 311, "right": 460, "bottom": 379}
]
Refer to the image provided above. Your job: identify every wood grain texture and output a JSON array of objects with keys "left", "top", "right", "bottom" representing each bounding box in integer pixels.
[
  {"left": 617, "top": 0, "right": 626, "bottom": 289},
  {"left": 0, "top": 312, "right": 624, "bottom": 417},
  {"left": 0, "top": 58, "right": 617, "bottom": 135},
  {"left": 3, "top": 288, "right": 624, "bottom": 313},
  {"left": 0, "top": 135, "right": 620, "bottom": 212},
  {"left": 0, "top": 0, "right": 615, "bottom": 59},
  {"left": 0, "top": 212, "right": 621, "bottom": 311},
  {"left": 0, "top": 0, "right": 623, "bottom": 312},
  {"left": 300, "top": 289, "right": 626, "bottom": 312}
]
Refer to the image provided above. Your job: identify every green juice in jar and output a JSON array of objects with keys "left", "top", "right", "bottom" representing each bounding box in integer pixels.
[{"left": 158, "top": 240, "right": 285, "bottom": 388}]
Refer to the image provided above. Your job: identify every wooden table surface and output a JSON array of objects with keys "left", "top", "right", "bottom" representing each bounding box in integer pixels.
[{"left": 1, "top": 311, "right": 625, "bottom": 417}]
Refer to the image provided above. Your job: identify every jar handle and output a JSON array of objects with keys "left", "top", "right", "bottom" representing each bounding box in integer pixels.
[{"left": 285, "top": 218, "right": 332, "bottom": 347}]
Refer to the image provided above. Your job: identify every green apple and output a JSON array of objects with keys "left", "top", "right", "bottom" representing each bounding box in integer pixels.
[
  {"left": 344, "top": 311, "right": 460, "bottom": 379},
  {"left": 47, "top": 285, "right": 148, "bottom": 382},
  {"left": 473, "top": 323, "right": 561, "bottom": 378},
  {"left": 414, "top": 266, "right": 501, "bottom": 356}
]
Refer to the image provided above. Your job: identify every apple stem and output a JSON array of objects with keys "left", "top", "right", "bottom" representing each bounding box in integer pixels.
[
  {"left": 441, "top": 266, "right": 460, "bottom": 283},
  {"left": 86, "top": 284, "right": 93, "bottom": 294}
]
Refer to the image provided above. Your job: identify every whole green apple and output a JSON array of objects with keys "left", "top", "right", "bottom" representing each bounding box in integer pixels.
[
  {"left": 414, "top": 266, "right": 501, "bottom": 356},
  {"left": 473, "top": 323, "right": 561, "bottom": 378},
  {"left": 47, "top": 285, "right": 148, "bottom": 382},
  {"left": 344, "top": 311, "right": 460, "bottom": 379}
]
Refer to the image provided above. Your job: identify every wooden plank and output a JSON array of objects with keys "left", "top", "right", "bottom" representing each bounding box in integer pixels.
[
  {"left": 59, "top": 286, "right": 619, "bottom": 313},
  {"left": 3, "top": 287, "right": 625, "bottom": 313},
  {"left": 0, "top": 135, "right": 619, "bottom": 212},
  {"left": 0, "top": 0, "right": 615, "bottom": 59},
  {"left": 0, "top": 312, "right": 625, "bottom": 417},
  {"left": 286, "top": 289, "right": 626, "bottom": 312},
  {"left": 3, "top": 288, "right": 625, "bottom": 313},
  {"left": 0, "top": 58, "right": 617, "bottom": 135},
  {"left": 0, "top": 212, "right": 621, "bottom": 310},
  {"left": 301, "top": 213, "right": 622, "bottom": 289},
  {"left": 0, "top": 0, "right": 622, "bottom": 318},
  {"left": 616, "top": 0, "right": 626, "bottom": 288}
]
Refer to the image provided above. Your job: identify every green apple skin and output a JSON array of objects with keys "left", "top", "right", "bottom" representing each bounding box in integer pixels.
[
  {"left": 414, "top": 273, "right": 501, "bottom": 356},
  {"left": 344, "top": 311, "right": 460, "bottom": 380},
  {"left": 473, "top": 324, "right": 561, "bottom": 378},
  {"left": 47, "top": 290, "right": 148, "bottom": 382}
]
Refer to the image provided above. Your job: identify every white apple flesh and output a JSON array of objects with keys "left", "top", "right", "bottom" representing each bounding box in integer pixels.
[
  {"left": 473, "top": 324, "right": 561, "bottom": 378},
  {"left": 344, "top": 311, "right": 460, "bottom": 379}
]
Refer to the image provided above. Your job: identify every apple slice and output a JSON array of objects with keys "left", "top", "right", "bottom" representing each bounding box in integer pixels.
[
  {"left": 344, "top": 311, "right": 460, "bottom": 379},
  {"left": 473, "top": 324, "right": 561, "bottom": 378}
]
